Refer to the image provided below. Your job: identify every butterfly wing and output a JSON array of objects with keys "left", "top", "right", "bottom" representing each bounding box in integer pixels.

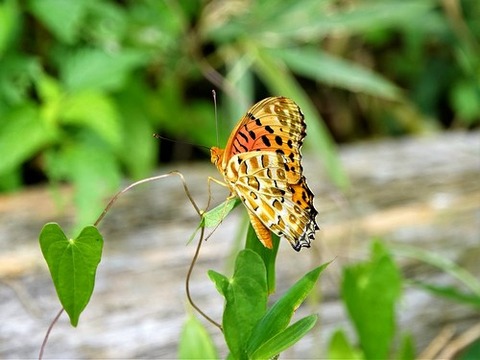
[
  {"left": 217, "top": 97, "right": 305, "bottom": 182},
  {"left": 228, "top": 152, "right": 318, "bottom": 251}
]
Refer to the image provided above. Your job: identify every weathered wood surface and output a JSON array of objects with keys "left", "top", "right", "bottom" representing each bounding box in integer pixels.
[{"left": 0, "top": 130, "right": 479, "bottom": 359}]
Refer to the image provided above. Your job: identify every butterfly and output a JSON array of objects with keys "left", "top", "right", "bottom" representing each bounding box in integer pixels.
[{"left": 210, "top": 96, "right": 319, "bottom": 251}]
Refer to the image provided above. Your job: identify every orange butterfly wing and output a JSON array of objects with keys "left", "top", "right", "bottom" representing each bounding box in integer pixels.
[{"left": 211, "top": 97, "right": 318, "bottom": 251}]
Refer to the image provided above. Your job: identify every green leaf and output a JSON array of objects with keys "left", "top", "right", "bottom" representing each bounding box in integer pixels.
[
  {"left": 0, "top": 0, "right": 20, "bottom": 55},
  {"left": 61, "top": 48, "right": 147, "bottom": 92},
  {"left": 450, "top": 79, "right": 480, "bottom": 125},
  {"left": 178, "top": 314, "right": 219, "bottom": 360},
  {"left": 247, "top": 263, "right": 329, "bottom": 355},
  {"left": 397, "top": 333, "right": 415, "bottom": 360},
  {"left": 45, "top": 141, "right": 121, "bottom": 227},
  {"left": 342, "top": 241, "right": 402, "bottom": 359},
  {"left": 0, "top": 167, "right": 22, "bottom": 191},
  {"left": 328, "top": 329, "right": 363, "bottom": 360},
  {"left": 251, "top": 314, "right": 318, "bottom": 359},
  {"left": 203, "top": 198, "right": 240, "bottom": 228},
  {"left": 410, "top": 281, "right": 480, "bottom": 308},
  {"left": 39, "top": 223, "right": 103, "bottom": 326},
  {"left": 208, "top": 270, "right": 229, "bottom": 297},
  {"left": 0, "top": 54, "right": 40, "bottom": 106},
  {"left": 459, "top": 338, "right": 480, "bottom": 360},
  {"left": 61, "top": 90, "right": 122, "bottom": 148},
  {"left": 392, "top": 244, "right": 480, "bottom": 298},
  {"left": 206, "top": 0, "right": 436, "bottom": 43},
  {"left": 286, "top": 0, "right": 437, "bottom": 40},
  {"left": 222, "top": 250, "right": 268, "bottom": 359},
  {"left": 245, "top": 224, "right": 279, "bottom": 294},
  {"left": 28, "top": 0, "right": 90, "bottom": 43},
  {"left": 271, "top": 47, "right": 402, "bottom": 100},
  {"left": 116, "top": 79, "right": 156, "bottom": 179},
  {"left": 0, "top": 104, "right": 54, "bottom": 175}
]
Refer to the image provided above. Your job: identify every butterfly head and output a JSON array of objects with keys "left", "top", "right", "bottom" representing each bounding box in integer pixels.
[{"left": 210, "top": 147, "right": 224, "bottom": 168}]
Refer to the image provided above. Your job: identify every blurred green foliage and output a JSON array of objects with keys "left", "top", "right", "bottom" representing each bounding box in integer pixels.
[{"left": 0, "top": 0, "right": 478, "bottom": 226}]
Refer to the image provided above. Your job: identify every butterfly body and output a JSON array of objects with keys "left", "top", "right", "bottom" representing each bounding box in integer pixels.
[{"left": 211, "top": 96, "right": 318, "bottom": 251}]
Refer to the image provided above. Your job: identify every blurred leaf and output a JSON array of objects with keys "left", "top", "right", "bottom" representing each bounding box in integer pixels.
[
  {"left": 45, "top": 140, "right": 121, "bottom": 227},
  {"left": 247, "top": 263, "right": 329, "bottom": 356},
  {"left": 450, "top": 79, "right": 480, "bottom": 125},
  {"left": 0, "top": 167, "right": 22, "bottom": 191},
  {"left": 342, "top": 241, "right": 402, "bottom": 359},
  {"left": 178, "top": 314, "right": 218, "bottom": 360},
  {"left": 28, "top": 0, "right": 91, "bottom": 44},
  {"left": 62, "top": 90, "right": 122, "bottom": 148},
  {"left": 0, "top": 0, "right": 20, "bottom": 55},
  {"left": 328, "top": 329, "right": 363, "bottom": 360},
  {"left": 252, "top": 47, "right": 349, "bottom": 190},
  {"left": 0, "top": 104, "right": 54, "bottom": 175},
  {"left": 459, "top": 338, "right": 480, "bottom": 360},
  {"left": 397, "top": 333, "right": 415, "bottom": 360},
  {"left": 410, "top": 281, "right": 480, "bottom": 309},
  {"left": 39, "top": 223, "right": 103, "bottom": 327},
  {"left": 206, "top": 0, "right": 436, "bottom": 43},
  {"left": 61, "top": 48, "right": 147, "bottom": 92},
  {"left": 224, "top": 56, "right": 255, "bottom": 120},
  {"left": 271, "top": 47, "right": 402, "bottom": 100},
  {"left": 250, "top": 314, "right": 318, "bottom": 359},
  {"left": 36, "top": 72, "right": 62, "bottom": 104},
  {"left": 245, "top": 224, "right": 279, "bottom": 294},
  {"left": 83, "top": 1, "right": 127, "bottom": 47},
  {"left": 392, "top": 244, "right": 480, "bottom": 298},
  {"left": 116, "top": 79, "right": 156, "bottom": 179},
  {"left": 221, "top": 250, "right": 268, "bottom": 359},
  {"left": 204, "top": 0, "right": 328, "bottom": 42},
  {"left": 0, "top": 55, "right": 40, "bottom": 105},
  {"left": 304, "top": 0, "right": 437, "bottom": 37}
]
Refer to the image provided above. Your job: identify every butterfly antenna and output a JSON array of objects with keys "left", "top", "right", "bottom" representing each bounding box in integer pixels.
[
  {"left": 153, "top": 133, "right": 209, "bottom": 151},
  {"left": 212, "top": 89, "right": 219, "bottom": 146}
]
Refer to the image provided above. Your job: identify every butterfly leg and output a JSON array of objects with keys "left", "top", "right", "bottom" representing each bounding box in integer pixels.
[{"left": 206, "top": 176, "right": 231, "bottom": 212}]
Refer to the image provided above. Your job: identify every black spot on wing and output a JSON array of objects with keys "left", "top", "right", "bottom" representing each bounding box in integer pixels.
[
  {"left": 265, "top": 125, "right": 274, "bottom": 133},
  {"left": 261, "top": 135, "right": 271, "bottom": 147},
  {"left": 239, "top": 131, "right": 248, "bottom": 143}
]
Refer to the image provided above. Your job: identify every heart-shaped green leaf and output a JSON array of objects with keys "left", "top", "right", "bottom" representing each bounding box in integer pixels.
[{"left": 39, "top": 223, "right": 103, "bottom": 326}]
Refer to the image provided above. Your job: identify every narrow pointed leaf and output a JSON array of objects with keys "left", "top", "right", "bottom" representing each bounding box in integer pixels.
[
  {"left": 251, "top": 315, "right": 318, "bottom": 359},
  {"left": 39, "top": 223, "right": 103, "bottom": 326},
  {"left": 397, "top": 333, "right": 415, "bottom": 360},
  {"left": 247, "top": 262, "right": 329, "bottom": 354},
  {"left": 271, "top": 47, "right": 402, "bottom": 100},
  {"left": 328, "top": 329, "right": 363, "bottom": 360}
]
